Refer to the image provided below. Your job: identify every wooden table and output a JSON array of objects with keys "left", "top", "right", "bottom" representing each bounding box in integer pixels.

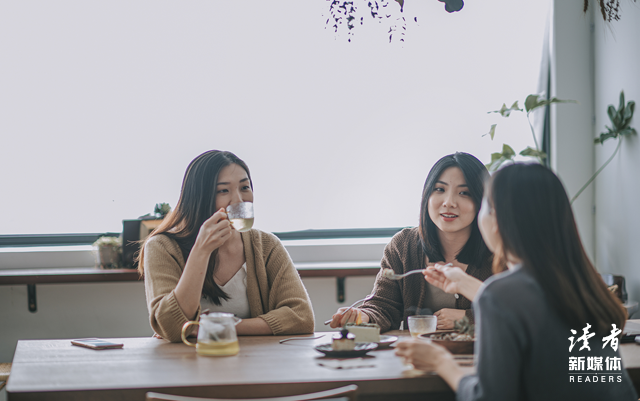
[
  {"left": 6, "top": 331, "right": 468, "bottom": 401},
  {"left": 8, "top": 327, "right": 640, "bottom": 401}
]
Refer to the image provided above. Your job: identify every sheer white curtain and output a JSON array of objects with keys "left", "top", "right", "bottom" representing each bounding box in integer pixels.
[{"left": 0, "top": 0, "right": 550, "bottom": 235}]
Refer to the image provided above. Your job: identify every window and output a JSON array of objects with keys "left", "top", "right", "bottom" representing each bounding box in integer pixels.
[{"left": 0, "top": 0, "right": 550, "bottom": 235}]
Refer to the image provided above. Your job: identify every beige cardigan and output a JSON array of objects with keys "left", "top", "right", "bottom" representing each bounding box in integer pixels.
[{"left": 143, "top": 229, "right": 315, "bottom": 342}]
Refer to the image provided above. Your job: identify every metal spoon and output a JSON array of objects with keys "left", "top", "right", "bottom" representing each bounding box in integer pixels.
[
  {"left": 383, "top": 269, "right": 426, "bottom": 280},
  {"left": 384, "top": 263, "right": 454, "bottom": 280},
  {"left": 323, "top": 293, "right": 375, "bottom": 325}
]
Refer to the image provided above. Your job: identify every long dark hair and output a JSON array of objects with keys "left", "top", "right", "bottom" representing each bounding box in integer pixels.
[
  {"left": 419, "top": 152, "right": 491, "bottom": 266},
  {"left": 138, "top": 150, "right": 253, "bottom": 305},
  {"left": 488, "top": 163, "right": 625, "bottom": 336}
]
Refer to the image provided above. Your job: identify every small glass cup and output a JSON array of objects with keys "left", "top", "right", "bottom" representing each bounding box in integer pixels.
[
  {"left": 226, "top": 202, "right": 254, "bottom": 232},
  {"left": 408, "top": 315, "right": 437, "bottom": 338}
]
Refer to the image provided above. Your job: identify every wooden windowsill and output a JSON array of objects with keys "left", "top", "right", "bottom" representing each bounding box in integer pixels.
[{"left": 0, "top": 263, "right": 380, "bottom": 286}]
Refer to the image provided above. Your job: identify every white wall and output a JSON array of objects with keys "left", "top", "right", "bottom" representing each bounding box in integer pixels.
[
  {"left": 592, "top": 4, "right": 640, "bottom": 304},
  {"left": 0, "top": 282, "right": 150, "bottom": 362},
  {"left": 550, "top": 0, "right": 640, "bottom": 308},
  {"left": 0, "top": 0, "right": 550, "bottom": 237},
  {"left": 549, "top": 0, "right": 595, "bottom": 259}
]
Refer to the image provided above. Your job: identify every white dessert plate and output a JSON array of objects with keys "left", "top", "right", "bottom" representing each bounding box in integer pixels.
[
  {"left": 314, "top": 342, "right": 378, "bottom": 358},
  {"left": 376, "top": 335, "right": 399, "bottom": 349}
]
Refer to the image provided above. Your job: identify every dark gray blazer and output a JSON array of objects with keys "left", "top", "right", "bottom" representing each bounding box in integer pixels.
[{"left": 458, "top": 266, "right": 637, "bottom": 401}]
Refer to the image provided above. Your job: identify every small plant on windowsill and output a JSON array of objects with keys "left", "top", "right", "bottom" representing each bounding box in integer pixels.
[
  {"left": 153, "top": 203, "right": 171, "bottom": 219},
  {"left": 93, "top": 236, "right": 122, "bottom": 269},
  {"left": 139, "top": 203, "right": 172, "bottom": 220}
]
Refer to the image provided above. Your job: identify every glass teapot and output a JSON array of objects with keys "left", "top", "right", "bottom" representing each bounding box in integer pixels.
[{"left": 181, "top": 312, "right": 241, "bottom": 356}]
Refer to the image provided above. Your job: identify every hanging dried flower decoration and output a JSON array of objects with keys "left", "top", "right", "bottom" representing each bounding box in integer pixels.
[
  {"left": 326, "top": 0, "right": 464, "bottom": 42},
  {"left": 584, "top": 0, "right": 637, "bottom": 22}
]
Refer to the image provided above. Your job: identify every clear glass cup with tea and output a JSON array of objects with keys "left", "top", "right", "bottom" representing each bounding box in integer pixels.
[
  {"left": 408, "top": 315, "right": 437, "bottom": 338},
  {"left": 226, "top": 202, "right": 254, "bottom": 232}
]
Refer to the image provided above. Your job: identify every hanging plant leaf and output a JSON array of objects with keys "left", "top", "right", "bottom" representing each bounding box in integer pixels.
[
  {"left": 574, "top": 90, "right": 636, "bottom": 204},
  {"left": 524, "top": 95, "right": 577, "bottom": 113},
  {"left": 608, "top": 105, "right": 619, "bottom": 127},
  {"left": 519, "top": 146, "right": 547, "bottom": 160},
  {"left": 488, "top": 101, "right": 522, "bottom": 118},
  {"left": 500, "top": 144, "right": 515, "bottom": 158},
  {"left": 482, "top": 124, "right": 497, "bottom": 140},
  {"left": 485, "top": 144, "right": 516, "bottom": 172},
  {"left": 623, "top": 101, "right": 635, "bottom": 126},
  {"left": 597, "top": 91, "right": 637, "bottom": 145},
  {"left": 620, "top": 127, "right": 637, "bottom": 137},
  {"left": 524, "top": 94, "right": 542, "bottom": 113},
  {"left": 594, "top": 131, "right": 618, "bottom": 145}
]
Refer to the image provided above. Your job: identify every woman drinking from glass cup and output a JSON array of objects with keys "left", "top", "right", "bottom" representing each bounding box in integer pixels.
[
  {"left": 396, "top": 163, "right": 637, "bottom": 400},
  {"left": 138, "top": 150, "right": 314, "bottom": 342},
  {"left": 329, "top": 152, "right": 493, "bottom": 331}
]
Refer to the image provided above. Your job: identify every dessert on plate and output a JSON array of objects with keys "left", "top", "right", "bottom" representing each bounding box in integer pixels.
[
  {"left": 345, "top": 322, "right": 381, "bottom": 343},
  {"left": 332, "top": 328, "right": 356, "bottom": 351}
]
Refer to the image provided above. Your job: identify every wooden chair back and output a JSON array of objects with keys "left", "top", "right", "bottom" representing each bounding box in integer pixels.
[
  {"left": 146, "top": 384, "right": 358, "bottom": 401},
  {"left": 0, "top": 363, "right": 11, "bottom": 391}
]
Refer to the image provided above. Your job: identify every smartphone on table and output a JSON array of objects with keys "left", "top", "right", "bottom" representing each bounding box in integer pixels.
[{"left": 71, "top": 338, "right": 124, "bottom": 350}]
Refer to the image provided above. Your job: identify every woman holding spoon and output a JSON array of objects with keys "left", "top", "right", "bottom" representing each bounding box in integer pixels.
[
  {"left": 139, "top": 150, "right": 314, "bottom": 342},
  {"left": 329, "top": 152, "right": 493, "bottom": 331},
  {"left": 396, "top": 163, "right": 636, "bottom": 400}
]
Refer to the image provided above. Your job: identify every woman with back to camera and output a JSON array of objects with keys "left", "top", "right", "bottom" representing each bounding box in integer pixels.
[
  {"left": 138, "top": 150, "right": 314, "bottom": 342},
  {"left": 396, "top": 163, "right": 637, "bottom": 400},
  {"left": 329, "top": 152, "right": 493, "bottom": 331}
]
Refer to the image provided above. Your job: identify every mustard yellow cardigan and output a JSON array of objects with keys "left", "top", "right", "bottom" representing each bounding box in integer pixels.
[{"left": 143, "top": 229, "right": 315, "bottom": 342}]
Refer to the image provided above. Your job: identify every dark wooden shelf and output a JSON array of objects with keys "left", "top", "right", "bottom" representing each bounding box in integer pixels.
[
  {"left": 297, "top": 266, "right": 380, "bottom": 278},
  {"left": 0, "top": 268, "right": 141, "bottom": 285},
  {"left": 0, "top": 264, "right": 380, "bottom": 286}
]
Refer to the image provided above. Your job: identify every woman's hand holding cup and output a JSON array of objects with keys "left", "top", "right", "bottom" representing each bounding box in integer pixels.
[
  {"left": 194, "top": 208, "right": 233, "bottom": 254},
  {"left": 395, "top": 337, "right": 452, "bottom": 371}
]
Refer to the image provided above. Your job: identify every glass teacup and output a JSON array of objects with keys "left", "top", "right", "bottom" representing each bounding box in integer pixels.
[
  {"left": 226, "top": 202, "right": 254, "bottom": 232},
  {"left": 408, "top": 315, "right": 437, "bottom": 338}
]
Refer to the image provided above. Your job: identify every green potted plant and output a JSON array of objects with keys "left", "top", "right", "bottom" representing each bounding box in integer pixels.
[
  {"left": 138, "top": 203, "right": 172, "bottom": 241},
  {"left": 93, "top": 236, "right": 122, "bottom": 269}
]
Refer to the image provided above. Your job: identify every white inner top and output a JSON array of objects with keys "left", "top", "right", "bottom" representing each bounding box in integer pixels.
[{"left": 200, "top": 263, "right": 251, "bottom": 319}]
